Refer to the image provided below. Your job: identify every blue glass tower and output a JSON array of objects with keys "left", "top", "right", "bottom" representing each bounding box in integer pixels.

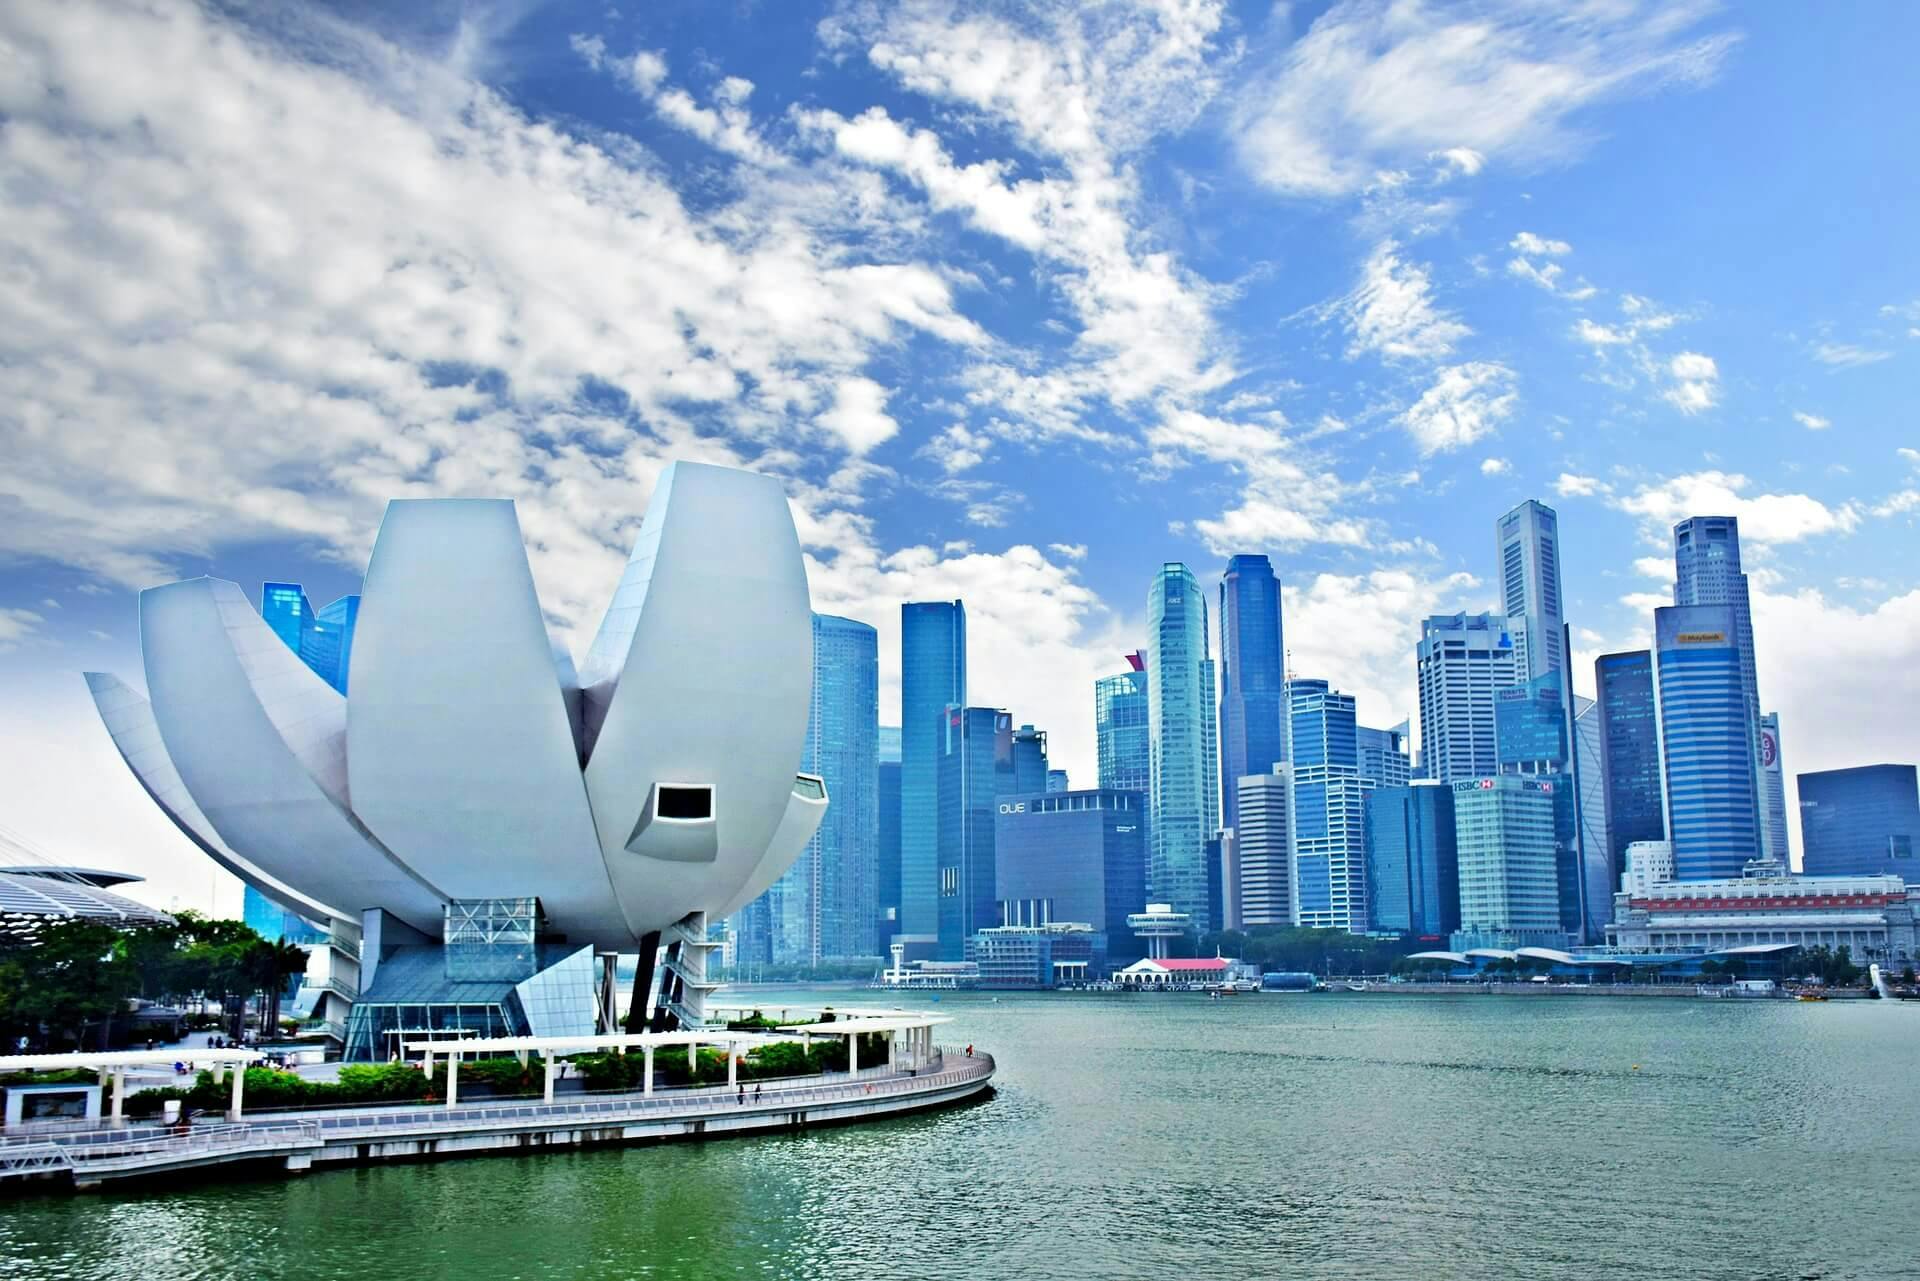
[
  {"left": 900, "top": 601, "right": 965, "bottom": 954},
  {"left": 1798, "top": 764, "right": 1919, "bottom": 876},
  {"left": 1288, "top": 678, "right": 1368, "bottom": 932},
  {"left": 1596, "top": 650, "right": 1663, "bottom": 885},
  {"left": 1653, "top": 605, "right": 1761, "bottom": 879},
  {"left": 1095, "top": 655, "right": 1151, "bottom": 799},
  {"left": 1010, "top": 724, "right": 1050, "bottom": 795},
  {"left": 1672, "top": 516, "right": 1770, "bottom": 862},
  {"left": 262, "top": 582, "right": 312, "bottom": 654},
  {"left": 1218, "top": 554, "right": 1286, "bottom": 832},
  {"left": 993, "top": 789, "right": 1148, "bottom": 970},
  {"left": 1147, "top": 566, "right": 1219, "bottom": 933},
  {"left": 876, "top": 725, "right": 901, "bottom": 955},
  {"left": 301, "top": 595, "right": 360, "bottom": 694},
  {"left": 1364, "top": 782, "right": 1458, "bottom": 938},
  {"left": 936, "top": 706, "right": 1010, "bottom": 960},
  {"left": 241, "top": 885, "right": 323, "bottom": 945}
]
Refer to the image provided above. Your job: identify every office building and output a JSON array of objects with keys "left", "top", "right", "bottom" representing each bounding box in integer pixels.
[
  {"left": 1235, "top": 768, "right": 1292, "bottom": 926},
  {"left": 1095, "top": 654, "right": 1151, "bottom": 798},
  {"left": 301, "top": 594, "right": 360, "bottom": 694},
  {"left": 1568, "top": 695, "right": 1612, "bottom": 942},
  {"left": 1596, "top": 650, "right": 1663, "bottom": 890},
  {"left": 261, "top": 582, "right": 313, "bottom": 655},
  {"left": 901, "top": 601, "right": 966, "bottom": 955},
  {"left": 1608, "top": 868, "right": 1918, "bottom": 966},
  {"left": 1653, "top": 605, "right": 1761, "bottom": 879},
  {"left": 1218, "top": 554, "right": 1287, "bottom": 831},
  {"left": 1495, "top": 670, "right": 1568, "bottom": 774},
  {"left": 1621, "top": 840, "right": 1673, "bottom": 896},
  {"left": 1358, "top": 721, "right": 1412, "bottom": 788},
  {"left": 876, "top": 726, "right": 901, "bottom": 955},
  {"left": 1417, "top": 612, "right": 1519, "bottom": 784},
  {"left": 1798, "top": 764, "right": 1920, "bottom": 876},
  {"left": 1672, "top": 516, "right": 1771, "bottom": 861},
  {"left": 965, "top": 923, "right": 1100, "bottom": 989},
  {"left": 936, "top": 706, "right": 1011, "bottom": 960},
  {"left": 1010, "top": 724, "right": 1050, "bottom": 795},
  {"left": 241, "top": 885, "right": 324, "bottom": 945},
  {"left": 1147, "top": 564, "right": 1219, "bottom": 933},
  {"left": 1288, "top": 679, "right": 1369, "bottom": 932},
  {"left": 807, "top": 613, "right": 879, "bottom": 960},
  {"left": 1759, "top": 713, "right": 1789, "bottom": 865},
  {"left": 1364, "top": 781, "right": 1458, "bottom": 939},
  {"left": 1497, "top": 499, "right": 1566, "bottom": 683},
  {"left": 1046, "top": 769, "right": 1070, "bottom": 793},
  {"left": 993, "top": 788, "right": 1148, "bottom": 973},
  {"left": 1451, "top": 775, "right": 1564, "bottom": 949}
]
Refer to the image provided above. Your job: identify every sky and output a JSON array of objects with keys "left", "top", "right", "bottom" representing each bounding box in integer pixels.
[{"left": 1, "top": 0, "right": 1916, "bottom": 914}]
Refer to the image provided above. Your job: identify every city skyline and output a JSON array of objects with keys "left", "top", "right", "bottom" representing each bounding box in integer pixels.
[{"left": 3, "top": 2, "right": 1919, "bottom": 918}]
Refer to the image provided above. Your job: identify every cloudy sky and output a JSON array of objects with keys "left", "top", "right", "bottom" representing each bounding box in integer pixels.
[{"left": 2, "top": 0, "right": 1916, "bottom": 912}]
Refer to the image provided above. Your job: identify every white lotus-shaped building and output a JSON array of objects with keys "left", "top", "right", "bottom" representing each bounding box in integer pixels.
[{"left": 88, "top": 461, "right": 826, "bottom": 1050}]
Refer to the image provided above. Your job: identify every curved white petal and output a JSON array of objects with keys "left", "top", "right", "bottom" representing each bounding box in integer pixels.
[
  {"left": 581, "top": 462, "right": 814, "bottom": 934},
  {"left": 347, "top": 499, "right": 629, "bottom": 944},
  {"left": 141, "top": 577, "right": 446, "bottom": 931},
  {"left": 718, "top": 775, "right": 830, "bottom": 919},
  {"left": 85, "top": 671, "right": 345, "bottom": 926}
]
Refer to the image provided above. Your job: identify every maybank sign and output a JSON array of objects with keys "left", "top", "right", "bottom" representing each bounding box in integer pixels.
[{"left": 1675, "top": 631, "right": 1726, "bottom": 644}]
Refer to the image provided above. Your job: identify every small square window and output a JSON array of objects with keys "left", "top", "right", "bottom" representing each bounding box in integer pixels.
[{"left": 657, "top": 785, "right": 712, "bottom": 821}]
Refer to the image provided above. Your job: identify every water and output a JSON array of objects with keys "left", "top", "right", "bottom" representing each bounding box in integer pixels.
[{"left": 4, "top": 992, "right": 1917, "bottom": 1280}]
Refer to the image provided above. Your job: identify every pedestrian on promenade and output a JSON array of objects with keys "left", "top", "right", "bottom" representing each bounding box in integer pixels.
[
  {"left": 754, "top": 1083, "right": 762, "bottom": 1101},
  {"left": 737, "top": 1084, "right": 745, "bottom": 1105}
]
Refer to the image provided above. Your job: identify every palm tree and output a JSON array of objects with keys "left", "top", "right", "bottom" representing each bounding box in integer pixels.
[{"left": 249, "top": 938, "right": 311, "bottom": 1039}]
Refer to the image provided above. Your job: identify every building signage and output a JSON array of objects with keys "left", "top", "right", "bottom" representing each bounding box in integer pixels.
[
  {"left": 1760, "top": 728, "right": 1780, "bottom": 770},
  {"left": 1675, "top": 631, "right": 1726, "bottom": 644},
  {"left": 998, "top": 802, "right": 1027, "bottom": 815}
]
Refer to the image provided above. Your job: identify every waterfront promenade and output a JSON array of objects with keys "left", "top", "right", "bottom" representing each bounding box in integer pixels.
[{"left": 0, "top": 1045, "right": 994, "bottom": 1192}]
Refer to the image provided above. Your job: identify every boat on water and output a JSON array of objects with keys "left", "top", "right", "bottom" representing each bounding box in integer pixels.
[{"left": 1344, "top": 981, "right": 1370, "bottom": 992}]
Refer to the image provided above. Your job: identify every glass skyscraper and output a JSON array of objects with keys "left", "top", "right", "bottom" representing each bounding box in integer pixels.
[
  {"left": 1672, "top": 516, "right": 1771, "bottom": 862},
  {"left": 1496, "top": 499, "right": 1565, "bottom": 683},
  {"left": 1495, "top": 669, "right": 1568, "bottom": 773},
  {"left": 1759, "top": 712, "right": 1788, "bottom": 863},
  {"left": 1364, "top": 781, "right": 1458, "bottom": 939},
  {"left": 261, "top": 581, "right": 359, "bottom": 694},
  {"left": 242, "top": 885, "right": 324, "bottom": 945},
  {"left": 936, "top": 706, "right": 1011, "bottom": 960},
  {"left": 993, "top": 789, "right": 1148, "bottom": 970},
  {"left": 1095, "top": 654, "right": 1151, "bottom": 799},
  {"left": 1010, "top": 724, "right": 1050, "bottom": 795},
  {"left": 1569, "top": 696, "right": 1611, "bottom": 941},
  {"left": 1798, "top": 764, "right": 1919, "bottom": 876},
  {"left": 1218, "top": 554, "right": 1286, "bottom": 832},
  {"left": 262, "top": 582, "right": 312, "bottom": 654},
  {"left": 1596, "top": 650, "right": 1663, "bottom": 887},
  {"left": 1234, "top": 769, "right": 1292, "bottom": 926},
  {"left": 1147, "top": 565, "right": 1219, "bottom": 933},
  {"left": 1653, "top": 604, "right": 1761, "bottom": 879},
  {"left": 1451, "top": 775, "right": 1563, "bottom": 948},
  {"left": 1287, "top": 678, "right": 1368, "bottom": 932},
  {"left": 1417, "top": 612, "right": 1519, "bottom": 784},
  {"left": 900, "top": 601, "right": 965, "bottom": 954},
  {"left": 1357, "top": 721, "right": 1412, "bottom": 788},
  {"left": 876, "top": 725, "right": 901, "bottom": 955},
  {"left": 807, "top": 613, "right": 879, "bottom": 961}
]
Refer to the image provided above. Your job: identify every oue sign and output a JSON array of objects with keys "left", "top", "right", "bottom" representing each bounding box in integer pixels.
[{"left": 998, "top": 802, "right": 1027, "bottom": 815}]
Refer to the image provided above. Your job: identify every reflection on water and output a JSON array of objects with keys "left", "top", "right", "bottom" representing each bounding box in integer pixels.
[{"left": 4, "top": 992, "right": 1915, "bottom": 1281}]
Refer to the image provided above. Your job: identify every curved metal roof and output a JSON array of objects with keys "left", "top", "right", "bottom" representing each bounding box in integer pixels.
[
  {"left": 0, "top": 870, "right": 173, "bottom": 939},
  {"left": 1406, "top": 950, "right": 1470, "bottom": 964},
  {"left": 0, "top": 865, "right": 144, "bottom": 888}
]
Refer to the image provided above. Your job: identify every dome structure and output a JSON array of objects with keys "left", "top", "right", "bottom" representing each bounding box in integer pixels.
[{"left": 86, "top": 461, "right": 827, "bottom": 954}]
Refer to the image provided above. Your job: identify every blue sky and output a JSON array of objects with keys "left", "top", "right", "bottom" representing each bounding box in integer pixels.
[{"left": 1, "top": 0, "right": 1916, "bottom": 909}]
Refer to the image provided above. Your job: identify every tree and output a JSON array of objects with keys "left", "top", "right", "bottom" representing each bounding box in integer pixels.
[
  {"left": 0, "top": 919, "right": 141, "bottom": 1050},
  {"left": 253, "top": 937, "right": 310, "bottom": 1035}
]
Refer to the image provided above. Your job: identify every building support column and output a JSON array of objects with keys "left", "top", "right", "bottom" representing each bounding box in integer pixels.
[
  {"left": 227, "top": 1061, "right": 245, "bottom": 1123},
  {"left": 849, "top": 1033, "right": 858, "bottom": 1077},
  {"left": 543, "top": 1054, "right": 556, "bottom": 1105},
  {"left": 727, "top": 1041, "right": 738, "bottom": 1089},
  {"left": 644, "top": 1045, "right": 655, "bottom": 1096},
  {"left": 110, "top": 1070, "right": 126, "bottom": 1127},
  {"left": 446, "top": 1054, "right": 459, "bottom": 1108}
]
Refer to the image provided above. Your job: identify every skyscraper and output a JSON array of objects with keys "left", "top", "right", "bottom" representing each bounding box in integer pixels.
[
  {"left": 1495, "top": 669, "right": 1568, "bottom": 774},
  {"left": 1758, "top": 712, "right": 1788, "bottom": 863},
  {"left": 1569, "top": 695, "right": 1612, "bottom": 942},
  {"left": 1417, "top": 612, "right": 1519, "bottom": 784},
  {"left": 1095, "top": 654, "right": 1151, "bottom": 798},
  {"left": 993, "top": 788, "right": 1148, "bottom": 971},
  {"left": 1364, "top": 781, "right": 1458, "bottom": 939},
  {"left": 807, "top": 613, "right": 878, "bottom": 961},
  {"left": 241, "top": 885, "right": 323, "bottom": 946},
  {"left": 1045, "top": 769, "right": 1070, "bottom": 793},
  {"left": 1652, "top": 604, "right": 1761, "bottom": 879},
  {"left": 301, "top": 594, "right": 360, "bottom": 694},
  {"left": 1798, "top": 764, "right": 1919, "bottom": 876},
  {"left": 1672, "top": 516, "right": 1771, "bottom": 861},
  {"left": 1235, "top": 768, "right": 1292, "bottom": 926},
  {"left": 1147, "top": 565, "right": 1219, "bottom": 933},
  {"left": 936, "top": 705, "right": 1010, "bottom": 959},
  {"left": 1497, "top": 499, "right": 1565, "bottom": 683},
  {"left": 900, "top": 601, "right": 965, "bottom": 956},
  {"left": 1287, "top": 678, "right": 1368, "bottom": 932},
  {"left": 876, "top": 726, "right": 901, "bottom": 956},
  {"left": 1596, "top": 650, "right": 1663, "bottom": 886},
  {"left": 262, "top": 582, "right": 313, "bottom": 654},
  {"left": 1452, "top": 775, "right": 1563, "bottom": 948},
  {"left": 1010, "top": 724, "right": 1050, "bottom": 795},
  {"left": 1358, "top": 721, "right": 1412, "bottom": 788},
  {"left": 1218, "top": 554, "right": 1286, "bottom": 832}
]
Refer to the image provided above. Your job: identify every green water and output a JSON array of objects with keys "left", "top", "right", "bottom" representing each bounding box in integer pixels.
[{"left": 4, "top": 992, "right": 1916, "bottom": 1280}]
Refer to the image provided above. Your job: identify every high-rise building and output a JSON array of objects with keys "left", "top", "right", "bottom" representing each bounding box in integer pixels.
[
  {"left": 807, "top": 614, "right": 878, "bottom": 961},
  {"left": 1287, "top": 678, "right": 1368, "bottom": 932},
  {"left": 993, "top": 789, "right": 1148, "bottom": 972},
  {"left": 241, "top": 885, "right": 324, "bottom": 945},
  {"left": 1495, "top": 670, "right": 1568, "bottom": 774},
  {"left": 1568, "top": 695, "right": 1612, "bottom": 942},
  {"left": 936, "top": 706, "right": 1011, "bottom": 960},
  {"left": 1759, "top": 713, "right": 1789, "bottom": 864},
  {"left": 1653, "top": 605, "right": 1761, "bottom": 879},
  {"left": 1672, "top": 516, "right": 1771, "bottom": 861},
  {"left": 1218, "top": 554, "right": 1286, "bottom": 832},
  {"left": 1358, "top": 721, "right": 1412, "bottom": 788},
  {"left": 1417, "top": 612, "right": 1519, "bottom": 784},
  {"left": 900, "top": 601, "right": 965, "bottom": 955},
  {"left": 1095, "top": 654, "right": 1151, "bottom": 799},
  {"left": 1010, "top": 724, "right": 1050, "bottom": 795},
  {"left": 301, "top": 595, "right": 360, "bottom": 694},
  {"left": 1497, "top": 499, "right": 1565, "bottom": 683},
  {"left": 1451, "top": 775, "right": 1563, "bottom": 949},
  {"left": 262, "top": 582, "right": 313, "bottom": 654},
  {"left": 1798, "top": 764, "right": 1919, "bottom": 876},
  {"left": 1596, "top": 650, "right": 1663, "bottom": 886},
  {"left": 1364, "top": 781, "right": 1458, "bottom": 939},
  {"left": 1147, "top": 565, "right": 1219, "bottom": 933},
  {"left": 1234, "top": 768, "right": 1292, "bottom": 926},
  {"left": 1045, "top": 769, "right": 1070, "bottom": 794},
  {"left": 876, "top": 726, "right": 901, "bottom": 955}
]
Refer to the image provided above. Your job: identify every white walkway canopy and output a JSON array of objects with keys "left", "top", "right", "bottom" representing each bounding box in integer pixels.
[{"left": 0, "top": 1048, "right": 264, "bottom": 1125}]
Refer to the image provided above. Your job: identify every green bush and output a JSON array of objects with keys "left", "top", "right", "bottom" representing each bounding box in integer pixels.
[
  {"left": 124, "top": 1086, "right": 191, "bottom": 1118},
  {"left": 0, "top": 1068, "right": 99, "bottom": 1087}
]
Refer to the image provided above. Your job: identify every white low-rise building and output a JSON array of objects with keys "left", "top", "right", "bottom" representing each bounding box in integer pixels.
[{"left": 1607, "top": 870, "right": 1918, "bottom": 965}]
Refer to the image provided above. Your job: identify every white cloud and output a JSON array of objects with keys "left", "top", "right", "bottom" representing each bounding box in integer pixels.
[
  {"left": 816, "top": 377, "right": 900, "bottom": 454},
  {"left": 627, "top": 49, "right": 669, "bottom": 96},
  {"left": 1048, "top": 542, "right": 1087, "bottom": 561},
  {"left": 1555, "top": 472, "right": 1606, "bottom": 498},
  {"left": 1793, "top": 411, "right": 1831, "bottom": 431},
  {"left": 1510, "top": 232, "right": 1571, "bottom": 257},
  {"left": 1398, "top": 362, "right": 1517, "bottom": 455},
  {"left": 1342, "top": 241, "right": 1470, "bottom": 361},
  {"left": 1283, "top": 568, "right": 1483, "bottom": 735},
  {"left": 1811, "top": 341, "right": 1892, "bottom": 368},
  {"left": 920, "top": 423, "right": 993, "bottom": 474},
  {"left": 567, "top": 33, "right": 606, "bottom": 71},
  {"left": 1231, "top": 0, "right": 1736, "bottom": 197},
  {"left": 1574, "top": 318, "right": 1630, "bottom": 347},
  {"left": 1479, "top": 457, "right": 1510, "bottom": 475},
  {"left": 1662, "top": 350, "right": 1719, "bottom": 414},
  {"left": 0, "top": 608, "right": 44, "bottom": 649},
  {"left": 1631, "top": 555, "right": 1675, "bottom": 581},
  {"left": 1430, "top": 147, "right": 1485, "bottom": 176},
  {"left": 1150, "top": 409, "right": 1373, "bottom": 553},
  {"left": 1614, "top": 471, "right": 1862, "bottom": 544}
]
